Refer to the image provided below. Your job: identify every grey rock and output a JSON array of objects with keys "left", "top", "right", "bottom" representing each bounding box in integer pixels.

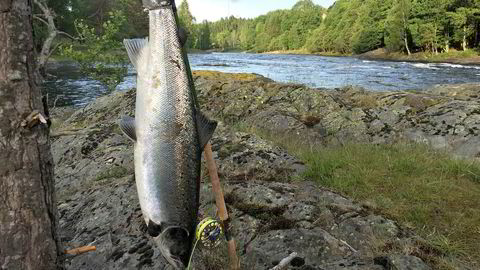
[
  {"left": 50, "top": 72, "right": 478, "bottom": 270},
  {"left": 374, "top": 255, "right": 431, "bottom": 270},
  {"left": 194, "top": 72, "right": 480, "bottom": 159}
]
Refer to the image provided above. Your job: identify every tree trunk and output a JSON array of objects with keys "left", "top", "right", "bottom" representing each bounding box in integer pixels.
[
  {"left": 35, "top": 0, "right": 58, "bottom": 76},
  {"left": 33, "top": 0, "right": 74, "bottom": 77},
  {"left": 402, "top": 11, "right": 411, "bottom": 56},
  {"left": 463, "top": 25, "right": 467, "bottom": 51},
  {"left": 404, "top": 31, "right": 411, "bottom": 55},
  {"left": 445, "top": 33, "right": 449, "bottom": 53},
  {"left": 0, "top": 1, "right": 61, "bottom": 269},
  {"left": 473, "top": 22, "right": 479, "bottom": 47}
]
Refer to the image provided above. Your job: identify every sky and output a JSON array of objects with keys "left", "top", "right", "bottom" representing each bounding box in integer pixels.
[{"left": 178, "top": 0, "right": 336, "bottom": 22}]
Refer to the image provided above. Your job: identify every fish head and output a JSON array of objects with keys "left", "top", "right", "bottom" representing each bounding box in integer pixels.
[
  {"left": 155, "top": 226, "right": 192, "bottom": 270},
  {"left": 142, "top": 0, "right": 176, "bottom": 10}
]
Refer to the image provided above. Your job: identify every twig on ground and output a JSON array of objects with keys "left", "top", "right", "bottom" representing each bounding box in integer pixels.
[
  {"left": 339, "top": 239, "right": 358, "bottom": 253},
  {"left": 269, "top": 252, "right": 298, "bottom": 270},
  {"left": 64, "top": 246, "right": 96, "bottom": 256}
]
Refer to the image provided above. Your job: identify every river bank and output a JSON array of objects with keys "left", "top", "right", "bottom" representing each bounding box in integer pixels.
[
  {"left": 358, "top": 48, "right": 480, "bottom": 65},
  {"left": 51, "top": 71, "right": 479, "bottom": 269},
  {"left": 262, "top": 48, "right": 480, "bottom": 65}
]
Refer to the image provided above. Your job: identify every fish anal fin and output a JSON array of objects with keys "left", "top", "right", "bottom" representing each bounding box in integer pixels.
[
  {"left": 196, "top": 112, "right": 217, "bottom": 149},
  {"left": 123, "top": 38, "right": 148, "bottom": 70},
  {"left": 119, "top": 116, "right": 136, "bottom": 142}
]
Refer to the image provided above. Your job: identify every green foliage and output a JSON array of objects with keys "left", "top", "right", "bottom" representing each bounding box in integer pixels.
[
  {"left": 195, "top": 21, "right": 211, "bottom": 50},
  {"left": 202, "top": 1, "right": 325, "bottom": 52},
  {"left": 60, "top": 10, "right": 128, "bottom": 92},
  {"left": 37, "top": 0, "right": 480, "bottom": 58},
  {"left": 301, "top": 0, "right": 480, "bottom": 54},
  {"left": 178, "top": 0, "right": 197, "bottom": 48},
  {"left": 385, "top": 0, "right": 411, "bottom": 52}
]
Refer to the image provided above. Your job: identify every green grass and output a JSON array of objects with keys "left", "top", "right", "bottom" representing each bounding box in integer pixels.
[
  {"left": 417, "top": 49, "right": 479, "bottom": 61},
  {"left": 366, "top": 48, "right": 480, "bottom": 63},
  {"left": 302, "top": 144, "right": 480, "bottom": 268},
  {"left": 234, "top": 123, "right": 480, "bottom": 269}
]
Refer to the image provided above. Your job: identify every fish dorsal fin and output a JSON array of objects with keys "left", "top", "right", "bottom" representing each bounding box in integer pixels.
[
  {"left": 119, "top": 116, "right": 136, "bottom": 142},
  {"left": 196, "top": 112, "right": 217, "bottom": 149},
  {"left": 123, "top": 38, "right": 148, "bottom": 71}
]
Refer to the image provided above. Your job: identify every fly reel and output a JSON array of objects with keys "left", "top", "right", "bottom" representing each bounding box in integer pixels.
[{"left": 196, "top": 217, "right": 223, "bottom": 248}]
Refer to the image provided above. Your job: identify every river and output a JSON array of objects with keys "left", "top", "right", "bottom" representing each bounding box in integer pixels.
[{"left": 43, "top": 52, "right": 480, "bottom": 107}]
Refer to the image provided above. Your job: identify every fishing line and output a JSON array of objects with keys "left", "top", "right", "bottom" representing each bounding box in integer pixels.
[{"left": 186, "top": 217, "right": 224, "bottom": 269}]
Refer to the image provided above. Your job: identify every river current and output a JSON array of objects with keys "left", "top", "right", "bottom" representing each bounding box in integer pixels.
[{"left": 43, "top": 52, "right": 480, "bottom": 107}]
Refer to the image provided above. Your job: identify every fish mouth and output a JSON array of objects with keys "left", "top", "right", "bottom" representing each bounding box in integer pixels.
[
  {"left": 142, "top": 0, "right": 175, "bottom": 9},
  {"left": 154, "top": 226, "right": 191, "bottom": 270}
]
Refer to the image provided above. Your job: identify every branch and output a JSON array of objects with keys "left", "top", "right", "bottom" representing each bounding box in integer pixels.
[
  {"left": 339, "top": 239, "right": 357, "bottom": 253},
  {"left": 47, "top": 42, "right": 62, "bottom": 60},
  {"left": 33, "top": 0, "right": 49, "bottom": 15},
  {"left": 74, "top": 20, "right": 85, "bottom": 40},
  {"left": 57, "top": 31, "right": 79, "bottom": 41},
  {"left": 33, "top": 0, "right": 47, "bottom": 13},
  {"left": 33, "top": 15, "right": 49, "bottom": 27},
  {"left": 88, "top": 0, "right": 107, "bottom": 19}
]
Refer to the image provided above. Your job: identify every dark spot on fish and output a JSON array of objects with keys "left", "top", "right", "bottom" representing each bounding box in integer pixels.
[{"left": 169, "top": 58, "right": 182, "bottom": 70}]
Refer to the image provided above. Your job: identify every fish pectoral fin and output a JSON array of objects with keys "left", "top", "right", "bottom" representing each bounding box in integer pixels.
[
  {"left": 196, "top": 111, "right": 217, "bottom": 149},
  {"left": 119, "top": 116, "right": 136, "bottom": 142},
  {"left": 123, "top": 38, "right": 148, "bottom": 70}
]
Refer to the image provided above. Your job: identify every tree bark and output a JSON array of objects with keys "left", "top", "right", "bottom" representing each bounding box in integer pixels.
[{"left": 0, "top": 1, "right": 61, "bottom": 269}]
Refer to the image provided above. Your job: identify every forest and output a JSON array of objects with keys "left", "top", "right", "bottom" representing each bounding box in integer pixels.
[
  {"left": 35, "top": 0, "right": 480, "bottom": 60},
  {"left": 202, "top": 0, "right": 480, "bottom": 54}
]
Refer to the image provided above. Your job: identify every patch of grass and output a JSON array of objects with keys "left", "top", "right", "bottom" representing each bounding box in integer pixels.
[
  {"left": 422, "top": 49, "right": 479, "bottom": 61},
  {"left": 299, "top": 143, "right": 480, "bottom": 268},
  {"left": 233, "top": 123, "right": 480, "bottom": 268}
]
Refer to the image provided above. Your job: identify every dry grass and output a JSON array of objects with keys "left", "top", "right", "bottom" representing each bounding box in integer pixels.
[{"left": 193, "top": 70, "right": 259, "bottom": 81}]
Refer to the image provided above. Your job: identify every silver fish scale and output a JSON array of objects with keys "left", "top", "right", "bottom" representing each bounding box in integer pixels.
[{"left": 134, "top": 7, "right": 200, "bottom": 233}]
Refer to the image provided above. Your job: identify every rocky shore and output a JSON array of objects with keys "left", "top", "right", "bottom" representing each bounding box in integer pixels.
[
  {"left": 194, "top": 71, "right": 479, "bottom": 160},
  {"left": 51, "top": 71, "right": 479, "bottom": 269}
]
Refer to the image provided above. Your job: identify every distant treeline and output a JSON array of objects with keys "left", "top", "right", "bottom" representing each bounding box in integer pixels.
[
  {"left": 181, "top": 0, "right": 480, "bottom": 55},
  {"left": 37, "top": 0, "right": 480, "bottom": 56}
]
